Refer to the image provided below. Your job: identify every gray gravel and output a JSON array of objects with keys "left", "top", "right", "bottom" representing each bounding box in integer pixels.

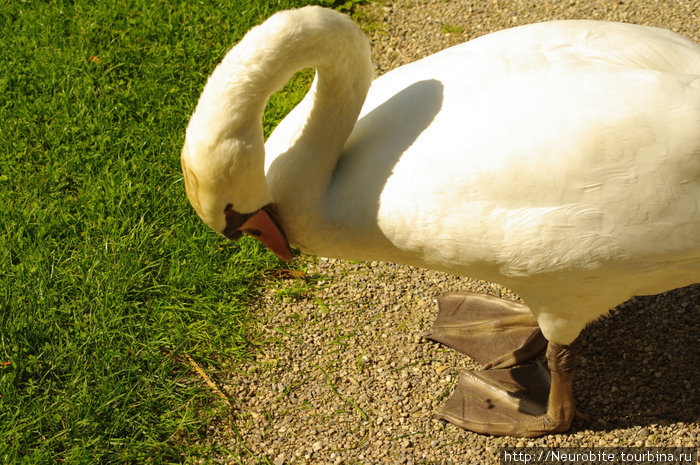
[{"left": 200, "top": 1, "right": 699, "bottom": 463}]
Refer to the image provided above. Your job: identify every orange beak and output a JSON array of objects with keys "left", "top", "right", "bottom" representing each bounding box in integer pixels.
[{"left": 238, "top": 207, "right": 293, "bottom": 261}]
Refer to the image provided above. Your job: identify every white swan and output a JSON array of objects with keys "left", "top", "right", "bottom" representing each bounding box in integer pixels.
[{"left": 182, "top": 6, "right": 700, "bottom": 436}]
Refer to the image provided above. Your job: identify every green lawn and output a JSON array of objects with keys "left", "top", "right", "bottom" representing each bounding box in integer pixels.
[{"left": 0, "top": 1, "right": 340, "bottom": 462}]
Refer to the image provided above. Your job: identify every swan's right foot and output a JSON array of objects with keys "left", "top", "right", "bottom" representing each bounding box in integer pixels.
[
  {"left": 436, "top": 342, "right": 576, "bottom": 437},
  {"left": 422, "top": 292, "right": 546, "bottom": 369}
]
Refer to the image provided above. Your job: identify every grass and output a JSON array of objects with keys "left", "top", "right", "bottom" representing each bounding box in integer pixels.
[
  {"left": 0, "top": 0, "right": 347, "bottom": 463},
  {"left": 441, "top": 24, "right": 465, "bottom": 35}
]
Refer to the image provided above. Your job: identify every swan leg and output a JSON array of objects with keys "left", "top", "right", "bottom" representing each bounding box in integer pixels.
[
  {"left": 422, "top": 292, "right": 546, "bottom": 368},
  {"left": 436, "top": 342, "right": 576, "bottom": 437}
]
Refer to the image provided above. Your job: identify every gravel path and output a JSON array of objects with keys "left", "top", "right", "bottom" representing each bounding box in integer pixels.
[{"left": 202, "top": 1, "right": 699, "bottom": 463}]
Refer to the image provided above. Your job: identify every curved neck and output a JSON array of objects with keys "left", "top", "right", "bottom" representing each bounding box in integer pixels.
[
  {"left": 187, "top": 7, "right": 372, "bottom": 210},
  {"left": 261, "top": 8, "right": 373, "bottom": 207}
]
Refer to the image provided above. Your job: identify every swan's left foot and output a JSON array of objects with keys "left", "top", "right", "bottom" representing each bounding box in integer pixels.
[
  {"left": 422, "top": 292, "right": 546, "bottom": 369},
  {"left": 436, "top": 343, "right": 576, "bottom": 437}
]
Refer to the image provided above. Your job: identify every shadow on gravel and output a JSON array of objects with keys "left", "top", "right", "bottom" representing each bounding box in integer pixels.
[{"left": 573, "top": 283, "right": 699, "bottom": 432}]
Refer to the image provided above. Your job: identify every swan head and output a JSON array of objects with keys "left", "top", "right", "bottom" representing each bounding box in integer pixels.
[
  {"left": 181, "top": 132, "right": 292, "bottom": 261},
  {"left": 180, "top": 5, "right": 370, "bottom": 262}
]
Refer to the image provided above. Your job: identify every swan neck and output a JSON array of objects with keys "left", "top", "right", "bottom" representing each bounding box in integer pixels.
[
  {"left": 256, "top": 9, "right": 374, "bottom": 205},
  {"left": 183, "top": 7, "right": 372, "bottom": 217},
  {"left": 191, "top": 7, "right": 371, "bottom": 147}
]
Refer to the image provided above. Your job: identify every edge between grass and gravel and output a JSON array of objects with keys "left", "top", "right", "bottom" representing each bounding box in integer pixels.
[{"left": 0, "top": 1, "right": 367, "bottom": 463}]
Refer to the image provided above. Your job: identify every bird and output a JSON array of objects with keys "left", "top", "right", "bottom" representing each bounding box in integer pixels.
[{"left": 181, "top": 6, "right": 700, "bottom": 437}]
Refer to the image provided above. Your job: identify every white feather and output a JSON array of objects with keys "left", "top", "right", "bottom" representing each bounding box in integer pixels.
[{"left": 184, "top": 7, "right": 700, "bottom": 344}]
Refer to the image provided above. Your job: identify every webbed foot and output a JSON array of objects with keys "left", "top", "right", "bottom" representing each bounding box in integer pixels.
[
  {"left": 422, "top": 292, "right": 546, "bottom": 368},
  {"left": 437, "top": 343, "right": 576, "bottom": 437}
]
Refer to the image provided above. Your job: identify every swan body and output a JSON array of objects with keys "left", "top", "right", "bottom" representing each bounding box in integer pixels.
[{"left": 182, "top": 7, "right": 700, "bottom": 346}]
